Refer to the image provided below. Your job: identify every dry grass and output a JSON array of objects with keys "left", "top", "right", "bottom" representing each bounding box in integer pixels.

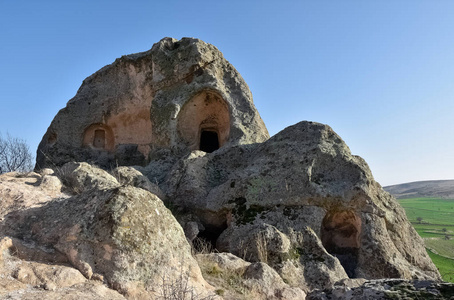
[
  {"left": 255, "top": 232, "right": 268, "bottom": 264},
  {"left": 192, "top": 237, "right": 215, "bottom": 255},
  {"left": 196, "top": 256, "right": 252, "bottom": 300},
  {"left": 157, "top": 265, "right": 216, "bottom": 300}
]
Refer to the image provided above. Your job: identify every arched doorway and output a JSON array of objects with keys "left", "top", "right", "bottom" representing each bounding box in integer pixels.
[
  {"left": 321, "top": 210, "right": 361, "bottom": 278},
  {"left": 82, "top": 124, "right": 115, "bottom": 151},
  {"left": 177, "top": 90, "right": 230, "bottom": 153}
]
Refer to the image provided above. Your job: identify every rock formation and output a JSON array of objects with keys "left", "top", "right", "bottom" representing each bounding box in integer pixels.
[
  {"left": 0, "top": 166, "right": 214, "bottom": 299},
  {"left": 0, "top": 37, "right": 450, "bottom": 299},
  {"left": 306, "top": 278, "right": 454, "bottom": 299},
  {"left": 159, "top": 121, "right": 441, "bottom": 290},
  {"left": 36, "top": 37, "right": 269, "bottom": 169}
]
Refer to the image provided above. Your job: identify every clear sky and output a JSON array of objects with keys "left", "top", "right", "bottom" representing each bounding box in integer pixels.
[{"left": 1, "top": 1, "right": 454, "bottom": 186}]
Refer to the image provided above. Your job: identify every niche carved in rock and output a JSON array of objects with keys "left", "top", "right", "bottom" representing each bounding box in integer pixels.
[
  {"left": 177, "top": 90, "right": 230, "bottom": 153},
  {"left": 82, "top": 124, "right": 114, "bottom": 151}
]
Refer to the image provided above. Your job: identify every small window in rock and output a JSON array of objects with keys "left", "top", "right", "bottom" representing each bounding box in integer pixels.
[
  {"left": 93, "top": 129, "right": 106, "bottom": 149},
  {"left": 200, "top": 130, "right": 219, "bottom": 153}
]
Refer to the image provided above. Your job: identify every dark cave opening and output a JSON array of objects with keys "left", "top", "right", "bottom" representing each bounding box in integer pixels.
[
  {"left": 325, "top": 245, "right": 359, "bottom": 278},
  {"left": 193, "top": 222, "right": 227, "bottom": 253},
  {"left": 321, "top": 210, "right": 361, "bottom": 278},
  {"left": 200, "top": 130, "right": 219, "bottom": 153}
]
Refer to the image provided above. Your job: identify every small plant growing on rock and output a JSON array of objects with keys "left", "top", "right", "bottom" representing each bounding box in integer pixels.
[
  {"left": 197, "top": 256, "right": 251, "bottom": 299},
  {"left": 256, "top": 232, "right": 268, "bottom": 264},
  {"left": 192, "top": 237, "right": 215, "bottom": 255},
  {"left": 53, "top": 164, "right": 83, "bottom": 195},
  {"left": 158, "top": 265, "right": 215, "bottom": 300}
]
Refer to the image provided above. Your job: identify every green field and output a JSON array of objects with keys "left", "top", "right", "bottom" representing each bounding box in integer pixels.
[
  {"left": 397, "top": 197, "right": 454, "bottom": 283},
  {"left": 427, "top": 249, "right": 454, "bottom": 282},
  {"left": 411, "top": 223, "right": 454, "bottom": 239},
  {"left": 398, "top": 197, "right": 454, "bottom": 225},
  {"left": 425, "top": 238, "right": 454, "bottom": 258}
]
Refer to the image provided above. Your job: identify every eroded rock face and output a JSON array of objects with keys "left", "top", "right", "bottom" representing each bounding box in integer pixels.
[
  {"left": 196, "top": 253, "right": 306, "bottom": 300},
  {"left": 0, "top": 166, "right": 214, "bottom": 299},
  {"left": 36, "top": 37, "right": 269, "bottom": 169},
  {"left": 161, "top": 121, "right": 441, "bottom": 290},
  {"left": 306, "top": 279, "right": 454, "bottom": 300}
]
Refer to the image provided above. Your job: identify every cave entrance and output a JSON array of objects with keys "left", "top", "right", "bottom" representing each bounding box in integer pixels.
[
  {"left": 200, "top": 130, "right": 219, "bottom": 153},
  {"left": 321, "top": 210, "right": 361, "bottom": 278},
  {"left": 193, "top": 221, "right": 227, "bottom": 253},
  {"left": 177, "top": 90, "right": 230, "bottom": 151}
]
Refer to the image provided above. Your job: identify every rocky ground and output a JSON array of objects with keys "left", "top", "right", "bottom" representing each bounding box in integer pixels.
[
  {"left": 1, "top": 150, "right": 453, "bottom": 299},
  {"left": 0, "top": 166, "right": 307, "bottom": 299},
  {"left": 0, "top": 171, "right": 125, "bottom": 299}
]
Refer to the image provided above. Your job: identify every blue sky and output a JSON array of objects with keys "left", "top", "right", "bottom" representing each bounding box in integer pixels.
[{"left": 1, "top": 1, "right": 454, "bottom": 186}]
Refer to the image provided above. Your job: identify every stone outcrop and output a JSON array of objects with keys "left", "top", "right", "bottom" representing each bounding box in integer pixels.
[
  {"left": 0, "top": 170, "right": 67, "bottom": 219},
  {"left": 306, "top": 279, "right": 454, "bottom": 300},
  {"left": 0, "top": 167, "right": 215, "bottom": 299},
  {"left": 36, "top": 37, "right": 269, "bottom": 169},
  {"left": 196, "top": 253, "right": 306, "bottom": 299},
  {"left": 3, "top": 37, "right": 451, "bottom": 299},
  {"left": 160, "top": 121, "right": 440, "bottom": 291}
]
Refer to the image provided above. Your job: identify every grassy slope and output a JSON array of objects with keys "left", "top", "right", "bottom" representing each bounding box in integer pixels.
[
  {"left": 427, "top": 249, "right": 454, "bottom": 283},
  {"left": 398, "top": 198, "right": 454, "bottom": 225},
  {"left": 397, "top": 197, "right": 454, "bottom": 283}
]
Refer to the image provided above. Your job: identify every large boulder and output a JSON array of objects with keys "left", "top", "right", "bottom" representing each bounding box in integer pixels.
[
  {"left": 36, "top": 37, "right": 269, "bottom": 169},
  {"left": 162, "top": 121, "right": 441, "bottom": 291},
  {"left": 57, "top": 161, "right": 119, "bottom": 193},
  {"left": 0, "top": 166, "right": 214, "bottom": 299}
]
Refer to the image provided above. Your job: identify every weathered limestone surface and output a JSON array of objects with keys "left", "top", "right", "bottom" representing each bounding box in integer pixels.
[
  {"left": 162, "top": 121, "right": 441, "bottom": 291},
  {"left": 0, "top": 167, "right": 215, "bottom": 299},
  {"left": 36, "top": 37, "right": 269, "bottom": 169},
  {"left": 0, "top": 170, "right": 67, "bottom": 219},
  {"left": 306, "top": 279, "right": 454, "bottom": 300},
  {"left": 196, "top": 253, "right": 306, "bottom": 300}
]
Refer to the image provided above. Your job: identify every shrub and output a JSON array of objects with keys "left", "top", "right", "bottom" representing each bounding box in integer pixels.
[
  {"left": 158, "top": 265, "right": 215, "bottom": 300},
  {"left": 0, "top": 133, "right": 33, "bottom": 174}
]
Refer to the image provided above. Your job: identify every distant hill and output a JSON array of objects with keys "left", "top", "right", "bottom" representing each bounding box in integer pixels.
[{"left": 384, "top": 180, "right": 454, "bottom": 199}]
